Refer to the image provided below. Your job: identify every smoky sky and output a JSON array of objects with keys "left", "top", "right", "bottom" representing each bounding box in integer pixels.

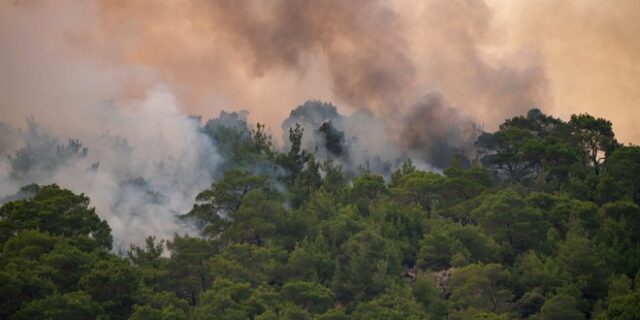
[
  {"left": 1, "top": 0, "right": 638, "bottom": 248},
  {"left": 2, "top": 0, "right": 638, "bottom": 142}
]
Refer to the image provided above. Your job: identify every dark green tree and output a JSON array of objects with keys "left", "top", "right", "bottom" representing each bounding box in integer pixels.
[
  {"left": 448, "top": 263, "right": 514, "bottom": 319},
  {"left": 277, "top": 123, "right": 311, "bottom": 184},
  {"left": 598, "top": 146, "right": 640, "bottom": 203},
  {"left": 0, "top": 184, "right": 112, "bottom": 249},
  {"left": 165, "top": 234, "right": 218, "bottom": 306},
  {"left": 12, "top": 291, "right": 104, "bottom": 320},
  {"left": 569, "top": 114, "right": 619, "bottom": 175},
  {"left": 78, "top": 258, "right": 138, "bottom": 320},
  {"left": 537, "top": 293, "right": 585, "bottom": 320}
]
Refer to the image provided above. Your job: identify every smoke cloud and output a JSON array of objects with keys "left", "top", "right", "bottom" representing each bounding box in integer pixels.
[
  {"left": 489, "top": 0, "right": 640, "bottom": 143},
  {"left": 1, "top": 0, "right": 638, "bottom": 247},
  {"left": 0, "top": 89, "right": 220, "bottom": 250},
  {"left": 0, "top": 0, "right": 548, "bottom": 132},
  {"left": 281, "top": 101, "right": 408, "bottom": 175}
]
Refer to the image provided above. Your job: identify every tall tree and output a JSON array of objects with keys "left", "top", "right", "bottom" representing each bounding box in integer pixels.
[
  {"left": 569, "top": 114, "right": 619, "bottom": 175},
  {"left": 0, "top": 184, "right": 112, "bottom": 249}
]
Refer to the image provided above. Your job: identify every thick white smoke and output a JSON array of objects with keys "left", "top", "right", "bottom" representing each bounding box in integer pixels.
[{"left": 0, "top": 88, "right": 220, "bottom": 250}]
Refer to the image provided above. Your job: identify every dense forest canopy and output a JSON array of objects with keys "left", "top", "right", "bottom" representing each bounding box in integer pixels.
[{"left": 1, "top": 107, "right": 640, "bottom": 320}]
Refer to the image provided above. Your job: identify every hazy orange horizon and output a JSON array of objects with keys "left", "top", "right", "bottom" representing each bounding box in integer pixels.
[{"left": 1, "top": 0, "right": 638, "bottom": 144}]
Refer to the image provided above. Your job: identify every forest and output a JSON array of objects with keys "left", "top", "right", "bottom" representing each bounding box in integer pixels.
[{"left": 1, "top": 107, "right": 639, "bottom": 320}]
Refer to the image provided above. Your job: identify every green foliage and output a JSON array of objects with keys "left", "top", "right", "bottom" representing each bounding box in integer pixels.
[
  {"left": 350, "top": 287, "right": 428, "bottom": 320},
  {"left": 185, "top": 170, "right": 284, "bottom": 245},
  {"left": 391, "top": 170, "right": 443, "bottom": 213},
  {"left": 0, "top": 254, "right": 56, "bottom": 317},
  {"left": 40, "top": 240, "right": 94, "bottom": 292},
  {"left": 470, "top": 190, "right": 548, "bottom": 258},
  {"left": 130, "top": 287, "right": 189, "bottom": 320},
  {"left": 202, "top": 113, "right": 273, "bottom": 171},
  {"left": 291, "top": 156, "right": 323, "bottom": 208},
  {"left": 368, "top": 200, "right": 426, "bottom": 266},
  {"left": 448, "top": 263, "right": 514, "bottom": 319},
  {"left": 287, "top": 236, "right": 334, "bottom": 283},
  {"left": 599, "top": 146, "right": 640, "bottom": 203},
  {"left": 13, "top": 291, "right": 104, "bottom": 320},
  {"left": 209, "top": 243, "right": 286, "bottom": 286},
  {"left": 281, "top": 281, "right": 334, "bottom": 313},
  {"left": 320, "top": 159, "right": 349, "bottom": 196},
  {"left": 0, "top": 184, "right": 112, "bottom": 249},
  {"left": 128, "top": 236, "right": 165, "bottom": 269},
  {"left": 471, "top": 313, "right": 509, "bottom": 320},
  {"left": 78, "top": 258, "right": 138, "bottom": 319},
  {"left": 537, "top": 293, "right": 585, "bottom": 320},
  {"left": 476, "top": 109, "right": 621, "bottom": 189},
  {"left": 417, "top": 219, "right": 500, "bottom": 270},
  {"left": 350, "top": 173, "right": 388, "bottom": 214},
  {"left": 1, "top": 109, "right": 639, "bottom": 319},
  {"left": 413, "top": 273, "right": 448, "bottom": 319},
  {"left": 331, "top": 229, "right": 401, "bottom": 301},
  {"left": 165, "top": 234, "right": 218, "bottom": 306},
  {"left": 595, "top": 201, "right": 640, "bottom": 275},
  {"left": 512, "top": 251, "right": 561, "bottom": 296},
  {"left": 277, "top": 123, "right": 312, "bottom": 184},
  {"left": 555, "top": 226, "right": 608, "bottom": 300},
  {"left": 569, "top": 114, "right": 619, "bottom": 175}
]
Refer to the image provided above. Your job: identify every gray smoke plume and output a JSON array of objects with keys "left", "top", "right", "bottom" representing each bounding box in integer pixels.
[
  {"left": 1, "top": 0, "right": 550, "bottom": 165},
  {"left": 202, "top": 0, "right": 541, "bottom": 167},
  {"left": 199, "top": 0, "right": 416, "bottom": 110},
  {"left": 394, "top": 94, "right": 481, "bottom": 168},
  {"left": 282, "top": 101, "right": 411, "bottom": 175},
  {"left": 281, "top": 98, "right": 480, "bottom": 172}
]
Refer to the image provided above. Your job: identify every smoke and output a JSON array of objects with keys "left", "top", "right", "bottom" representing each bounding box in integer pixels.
[
  {"left": 0, "top": 0, "right": 549, "bottom": 134},
  {"left": 281, "top": 101, "right": 405, "bottom": 175},
  {"left": 1, "top": 0, "right": 637, "bottom": 246},
  {"left": 0, "top": 89, "right": 220, "bottom": 251},
  {"left": 394, "top": 93, "right": 480, "bottom": 168},
  {"left": 112, "top": 0, "right": 540, "bottom": 159},
  {"left": 2, "top": 0, "right": 636, "bottom": 140},
  {"left": 281, "top": 97, "right": 480, "bottom": 173},
  {"left": 490, "top": 0, "right": 640, "bottom": 144}
]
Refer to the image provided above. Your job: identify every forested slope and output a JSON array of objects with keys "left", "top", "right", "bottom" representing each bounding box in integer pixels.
[{"left": 1, "top": 109, "right": 639, "bottom": 319}]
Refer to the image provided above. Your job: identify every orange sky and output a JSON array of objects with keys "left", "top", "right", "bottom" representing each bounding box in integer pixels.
[
  {"left": 487, "top": 0, "right": 640, "bottom": 144},
  {"left": 1, "top": 0, "right": 638, "bottom": 143}
]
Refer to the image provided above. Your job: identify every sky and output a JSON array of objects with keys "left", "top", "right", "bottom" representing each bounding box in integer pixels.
[{"left": 0, "top": 0, "right": 638, "bottom": 144}]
